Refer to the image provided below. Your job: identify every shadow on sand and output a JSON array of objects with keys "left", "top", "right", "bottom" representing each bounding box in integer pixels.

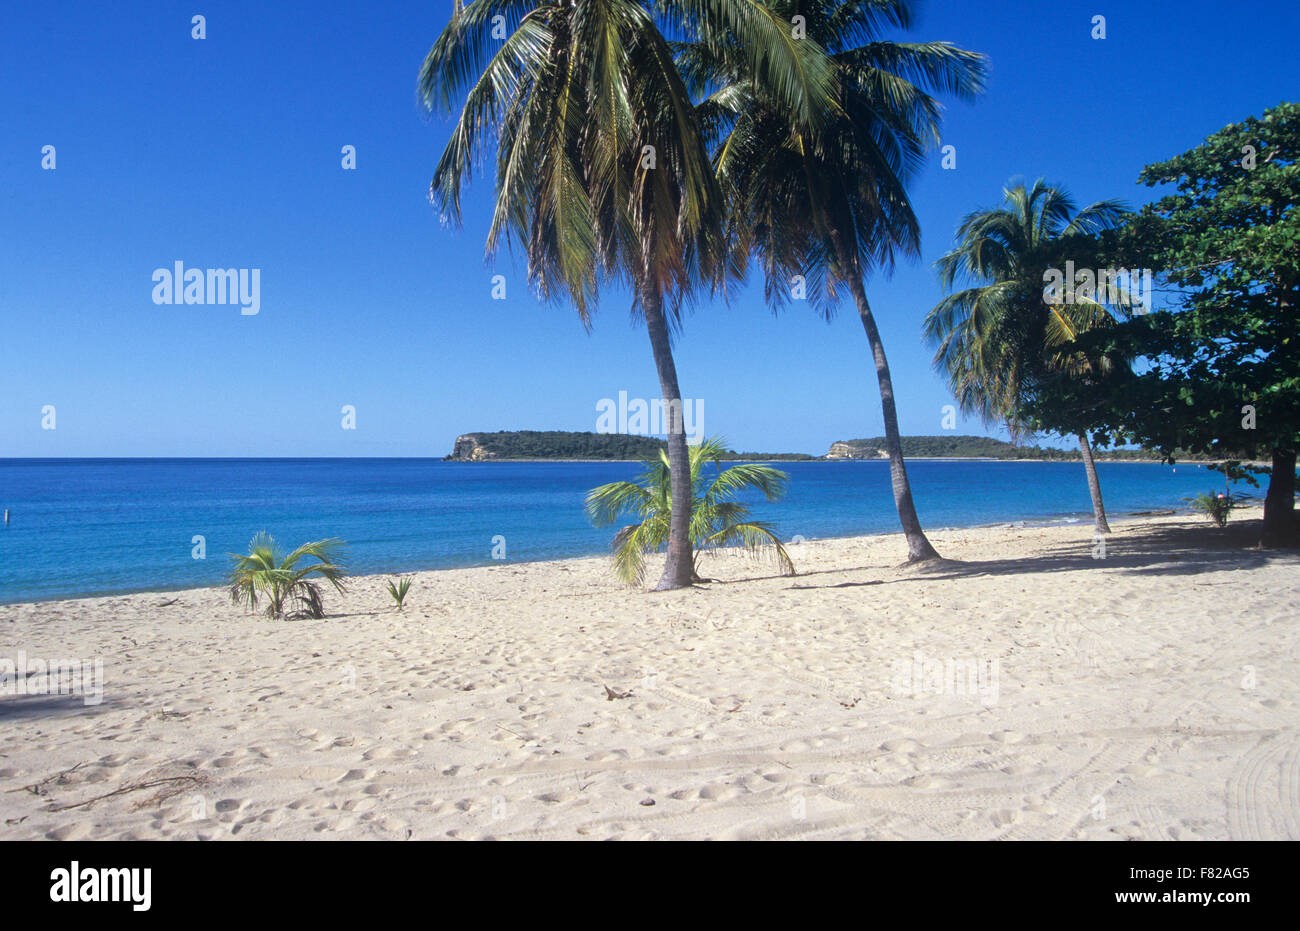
[
  {"left": 763, "top": 517, "right": 1300, "bottom": 591},
  {"left": 0, "top": 693, "right": 122, "bottom": 723}
]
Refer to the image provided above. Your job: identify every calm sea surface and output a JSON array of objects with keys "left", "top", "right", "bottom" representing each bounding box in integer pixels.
[{"left": 0, "top": 458, "right": 1237, "bottom": 603}]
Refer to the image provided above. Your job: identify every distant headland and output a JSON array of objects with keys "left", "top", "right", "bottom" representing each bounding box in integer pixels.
[
  {"left": 444, "top": 431, "right": 1214, "bottom": 462},
  {"left": 445, "top": 431, "right": 815, "bottom": 461}
]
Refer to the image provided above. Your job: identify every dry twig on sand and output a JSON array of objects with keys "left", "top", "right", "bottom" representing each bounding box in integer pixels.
[
  {"left": 46, "top": 774, "right": 206, "bottom": 813},
  {"left": 9, "top": 761, "right": 89, "bottom": 797}
]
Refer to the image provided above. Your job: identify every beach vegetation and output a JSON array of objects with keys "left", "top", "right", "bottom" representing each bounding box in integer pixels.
[
  {"left": 420, "top": 0, "right": 835, "bottom": 589},
  {"left": 227, "top": 533, "right": 348, "bottom": 620},
  {"left": 1024, "top": 103, "right": 1300, "bottom": 547},
  {"left": 684, "top": 0, "right": 987, "bottom": 562},
  {"left": 585, "top": 436, "right": 795, "bottom": 586},
  {"left": 386, "top": 576, "right": 414, "bottom": 611},
  {"left": 925, "top": 179, "right": 1134, "bottom": 534},
  {"left": 1185, "top": 491, "right": 1250, "bottom": 529}
]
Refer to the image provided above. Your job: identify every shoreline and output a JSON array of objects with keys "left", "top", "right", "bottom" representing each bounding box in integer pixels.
[
  {"left": 3, "top": 507, "right": 1296, "bottom": 840},
  {"left": 442, "top": 456, "right": 1239, "bottom": 464},
  {"left": 0, "top": 501, "right": 1225, "bottom": 608}
]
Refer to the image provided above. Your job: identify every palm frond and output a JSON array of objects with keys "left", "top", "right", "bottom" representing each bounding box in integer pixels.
[
  {"left": 226, "top": 534, "right": 349, "bottom": 620},
  {"left": 927, "top": 179, "right": 1132, "bottom": 434},
  {"left": 700, "top": 520, "right": 795, "bottom": 576},
  {"left": 587, "top": 435, "right": 794, "bottom": 587}
]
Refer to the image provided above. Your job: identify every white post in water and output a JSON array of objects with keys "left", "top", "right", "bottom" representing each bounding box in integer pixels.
[{"left": 3, "top": 509, "right": 8, "bottom": 525}]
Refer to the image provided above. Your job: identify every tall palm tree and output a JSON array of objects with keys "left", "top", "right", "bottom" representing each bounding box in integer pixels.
[
  {"left": 586, "top": 436, "right": 795, "bottom": 585},
  {"left": 681, "top": 0, "right": 986, "bottom": 562},
  {"left": 420, "top": 0, "right": 834, "bottom": 589},
  {"left": 925, "top": 179, "right": 1131, "bottom": 533}
]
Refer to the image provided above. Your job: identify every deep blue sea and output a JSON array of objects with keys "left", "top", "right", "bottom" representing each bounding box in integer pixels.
[{"left": 0, "top": 458, "right": 1239, "bottom": 603}]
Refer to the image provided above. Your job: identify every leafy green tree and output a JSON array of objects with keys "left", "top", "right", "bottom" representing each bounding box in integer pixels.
[
  {"left": 420, "top": 1, "right": 833, "bottom": 588},
  {"left": 925, "top": 179, "right": 1131, "bottom": 533},
  {"left": 1027, "top": 103, "right": 1300, "bottom": 546},
  {"left": 227, "top": 533, "right": 348, "bottom": 619},
  {"left": 586, "top": 436, "right": 795, "bottom": 585},
  {"left": 681, "top": 0, "right": 986, "bottom": 561}
]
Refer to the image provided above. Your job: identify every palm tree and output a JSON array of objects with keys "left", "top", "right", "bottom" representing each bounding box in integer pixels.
[
  {"left": 227, "top": 533, "right": 348, "bottom": 619},
  {"left": 586, "top": 436, "right": 795, "bottom": 585},
  {"left": 419, "top": 1, "right": 834, "bottom": 589},
  {"left": 925, "top": 179, "right": 1131, "bottom": 533},
  {"left": 682, "top": 0, "right": 986, "bottom": 562}
]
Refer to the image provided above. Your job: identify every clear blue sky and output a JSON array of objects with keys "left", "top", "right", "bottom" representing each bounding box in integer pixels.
[{"left": 2, "top": 0, "right": 1296, "bottom": 457}]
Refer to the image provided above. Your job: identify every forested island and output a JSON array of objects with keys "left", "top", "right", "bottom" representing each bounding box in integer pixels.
[
  {"left": 446, "top": 431, "right": 816, "bottom": 461},
  {"left": 446, "top": 430, "right": 1229, "bottom": 462}
]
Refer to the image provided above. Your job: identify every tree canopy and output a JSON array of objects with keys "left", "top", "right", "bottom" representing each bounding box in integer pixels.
[{"left": 1024, "top": 102, "right": 1300, "bottom": 545}]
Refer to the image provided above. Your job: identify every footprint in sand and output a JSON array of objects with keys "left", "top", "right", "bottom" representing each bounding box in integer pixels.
[
  {"left": 211, "top": 747, "right": 256, "bottom": 769},
  {"left": 881, "top": 738, "right": 923, "bottom": 753},
  {"left": 902, "top": 773, "right": 955, "bottom": 789},
  {"left": 1000, "top": 762, "right": 1038, "bottom": 776},
  {"left": 360, "top": 815, "right": 409, "bottom": 835},
  {"left": 47, "top": 823, "right": 93, "bottom": 841},
  {"left": 362, "top": 746, "right": 414, "bottom": 762},
  {"left": 990, "top": 809, "right": 1022, "bottom": 828},
  {"left": 537, "top": 790, "right": 577, "bottom": 804},
  {"left": 698, "top": 783, "right": 742, "bottom": 801}
]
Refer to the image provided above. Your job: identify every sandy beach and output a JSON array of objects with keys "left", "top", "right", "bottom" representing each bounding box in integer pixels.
[{"left": 2, "top": 509, "right": 1297, "bottom": 841}]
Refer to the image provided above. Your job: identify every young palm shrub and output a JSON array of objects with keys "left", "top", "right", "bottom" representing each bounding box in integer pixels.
[
  {"left": 227, "top": 533, "right": 348, "bottom": 620},
  {"left": 386, "top": 576, "right": 414, "bottom": 611},
  {"left": 585, "top": 437, "right": 795, "bottom": 587},
  {"left": 1185, "top": 491, "right": 1249, "bottom": 529}
]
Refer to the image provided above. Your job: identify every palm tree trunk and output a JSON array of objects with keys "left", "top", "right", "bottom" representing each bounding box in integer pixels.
[
  {"left": 1261, "top": 447, "right": 1297, "bottom": 548},
  {"left": 844, "top": 275, "right": 941, "bottom": 562},
  {"left": 1077, "top": 433, "right": 1111, "bottom": 533},
  {"left": 640, "top": 283, "right": 695, "bottom": 590}
]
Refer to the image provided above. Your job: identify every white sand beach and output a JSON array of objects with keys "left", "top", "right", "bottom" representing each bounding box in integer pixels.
[{"left": 2, "top": 510, "right": 1297, "bottom": 841}]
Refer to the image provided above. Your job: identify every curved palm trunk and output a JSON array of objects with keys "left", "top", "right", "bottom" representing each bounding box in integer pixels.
[
  {"left": 641, "top": 285, "right": 695, "bottom": 590},
  {"left": 1077, "top": 433, "right": 1111, "bottom": 533},
  {"left": 845, "top": 276, "right": 941, "bottom": 562}
]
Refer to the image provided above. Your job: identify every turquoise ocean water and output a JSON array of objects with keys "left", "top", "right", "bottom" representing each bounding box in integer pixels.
[{"left": 0, "top": 458, "right": 1240, "bottom": 603}]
